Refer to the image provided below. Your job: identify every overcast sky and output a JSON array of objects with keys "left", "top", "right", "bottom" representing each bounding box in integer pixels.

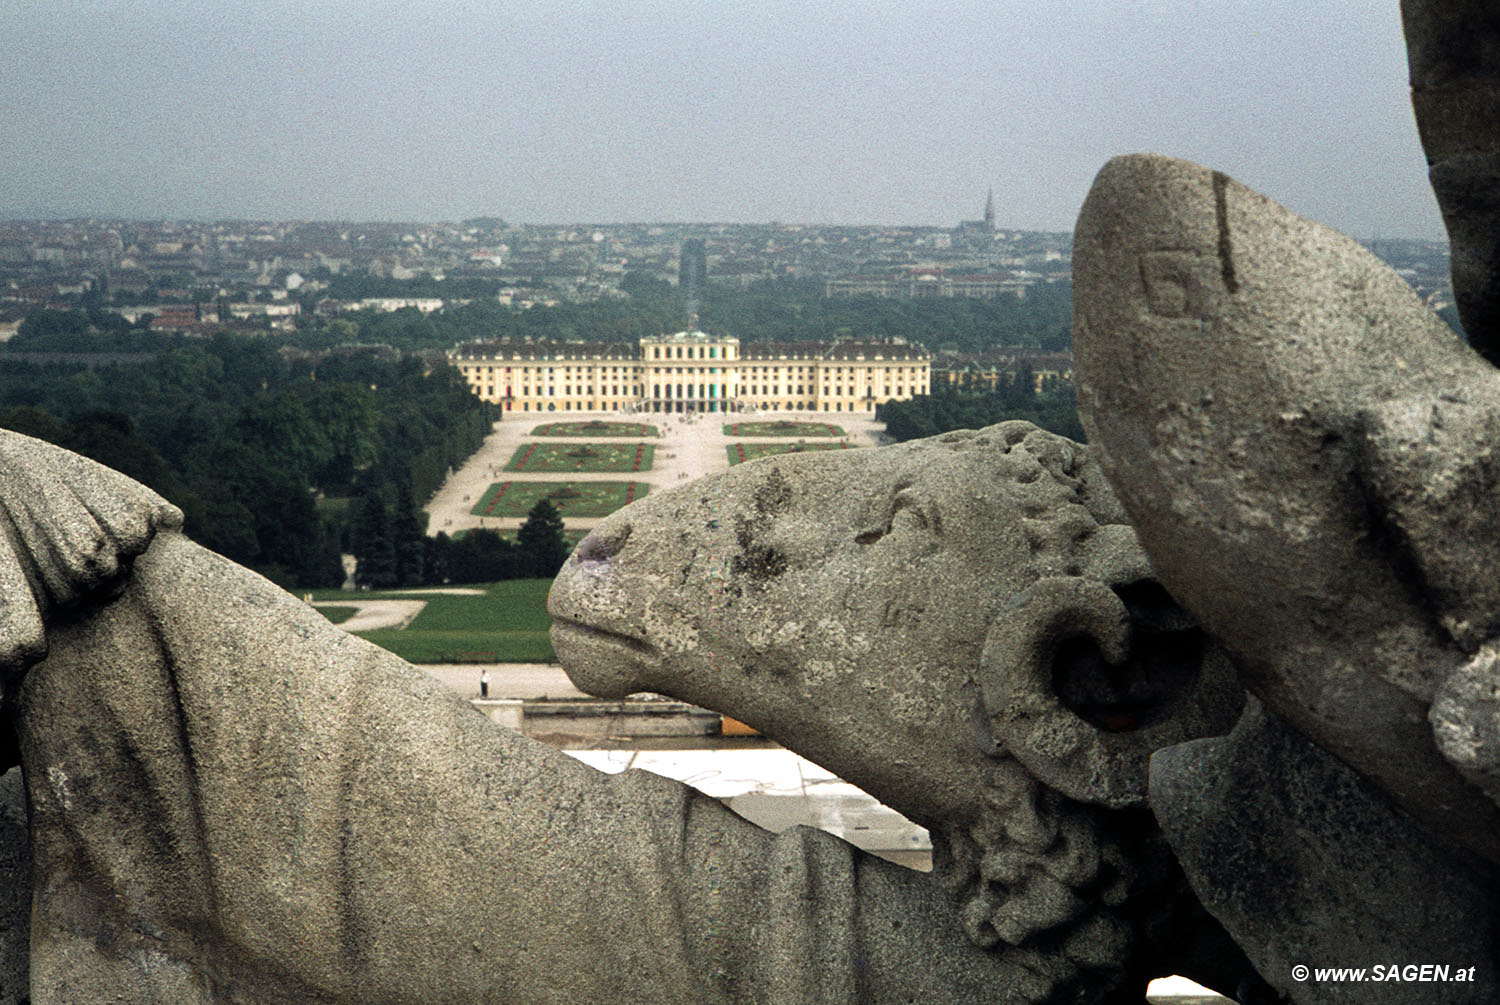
[{"left": 2, "top": 0, "right": 1446, "bottom": 239}]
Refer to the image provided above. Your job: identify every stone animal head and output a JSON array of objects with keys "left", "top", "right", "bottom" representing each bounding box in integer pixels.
[
  {"left": 550, "top": 422, "right": 1242, "bottom": 967},
  {"left": 1071, "top": 153, "right": 1500, "bottom": 867}
]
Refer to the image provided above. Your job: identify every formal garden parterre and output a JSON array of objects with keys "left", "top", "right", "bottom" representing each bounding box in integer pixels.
[
  {"left": 531, "top": 420, "right": 659, "bottom": 438},
  {"left": 473, "top": 481, "right": 649, "bottom": 517},
  {"left": 505, "top": 441, "right": 654, "bottom": 472},
  {"left": 722, "top": 421, "right": 846, "bottom": 438}
]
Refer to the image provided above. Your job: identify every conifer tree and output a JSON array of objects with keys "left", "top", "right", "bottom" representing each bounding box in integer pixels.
[
  {"left": 517, "top": 499, "right": 568, "bottom": 579},
  {"left": 352, "top": 491, "right": 397, "bottom": 589}
]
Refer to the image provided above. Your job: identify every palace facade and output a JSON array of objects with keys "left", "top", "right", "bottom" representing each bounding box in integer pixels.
[{"left": 449, "top": 331, "right": 930, "bottom": 414}]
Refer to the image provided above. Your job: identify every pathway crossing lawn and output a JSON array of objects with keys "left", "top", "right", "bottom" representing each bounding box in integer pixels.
[
  {"left": 728, "top": 441, "right": 858, "bottom": 465},
  {"left": 473, "top": 480, "right": 649, "bottom": 517},
  {"left": 723, "top": 421, "right": 846, "bottom": 437},
  {"left": 532, "top": 420, "right": 658, "bottom": 437},
  {"left": 505, "top": 441, "right": 653, "bottom": 473},
  {"left": 314, "top": 579, "right": 556, "bottom": 663}
]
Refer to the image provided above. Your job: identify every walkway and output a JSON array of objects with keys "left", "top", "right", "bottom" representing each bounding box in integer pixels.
[{"left": 423, "top": 408, "right": 890, "bottom": 538}]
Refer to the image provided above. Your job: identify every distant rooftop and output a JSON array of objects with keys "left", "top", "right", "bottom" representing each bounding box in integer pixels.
[{"left": 640, "top": 330, "right": 736, "bottom": 343}]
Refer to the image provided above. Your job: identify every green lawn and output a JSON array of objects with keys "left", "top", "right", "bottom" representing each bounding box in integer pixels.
[
  {"left": 532, "top": 420, "right": 658, "bottom": 437},
  {"left": 723, "top": 421, "right": 846, "bottom": 437},
  {"left": 473, "top": 481, "right": 648, "bottom": 518},
  {"left": 727, "top": 441, "right": 858, "bottom": 465},
  {"left": 504, "top": 441, "right": 654, "bottom": 473},
  {"left": 311, "top": 579, "right": 556, "bottom": 663},
  {"left": 316, "top": 605, "right": 359, "bottom": 625},
  {"left": 503, "top": 528, "right": 588, "bottom": 548}
]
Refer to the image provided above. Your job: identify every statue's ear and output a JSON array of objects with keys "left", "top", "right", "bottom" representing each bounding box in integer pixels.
[
  {"left": 0, "top": 430, "right": 182, "bottom": 670},
  {"left": 978, "top": 573, "right": 1242, "bottom": 809}
]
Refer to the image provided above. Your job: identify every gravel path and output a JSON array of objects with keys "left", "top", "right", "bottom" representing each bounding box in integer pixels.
[
  {"left": 315, "top": 599, "right": 427, "bottom": 632},
  {"left": 423, "top": 408, "right": 890, "bottom": 540}
]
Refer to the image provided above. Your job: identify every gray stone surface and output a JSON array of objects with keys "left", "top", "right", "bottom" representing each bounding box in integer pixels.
[
  {"left": 550, "top": 422, "right": 1254, "bottom": 1000},
  {"left": 1403, "top": 0, "right": 1500, "bottom": 361},
  {"left": 1071, "top": 152, "right": 1500, "bottom": 866},
  {"left": 1152, "top": 701, "right": 1498, "bottom": 1004},
  {"left": 0, "top": 770, "right": 29, "bottom": 1004},
  {"left": 0, "top": 428, "right": 1038, "bottom": 1003}
]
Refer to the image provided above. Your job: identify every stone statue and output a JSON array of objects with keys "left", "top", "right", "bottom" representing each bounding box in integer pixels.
[
  {"left": 550, "top": 421, "right": 1256, "bottom": 1001},
  {"left": 1403, "top": 0, "right": 1500, "bottom": 364},
  {"left": 1151, "top": 701, "right": 1499, "bottom": 1005},
  {"left": 1070, "top": 153, "right": 1500, "bottom": 1001},
  {"left": 0, "top": 429, "right": 1040, "bottom": 1003},
  {"left": 1071, "top": 150, "right": 1500, "bottom": 865},
  {"left": 25, "top": 11, "right": 1500, "bottom": 998},
  {"left": 1054, "top": 8, "right": 1500, "bottom": 999}
]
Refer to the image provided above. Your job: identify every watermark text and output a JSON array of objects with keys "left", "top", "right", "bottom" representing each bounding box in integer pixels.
[{"left": 1290, "top": 963, "right": 1478, "bottom": 984}]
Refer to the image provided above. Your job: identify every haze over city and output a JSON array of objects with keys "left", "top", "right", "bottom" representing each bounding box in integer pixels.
[{"left": 6, "top": 0, "right": 1443, "bottom": 240}]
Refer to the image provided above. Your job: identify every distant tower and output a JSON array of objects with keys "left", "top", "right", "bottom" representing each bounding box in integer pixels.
[
  {"left": 679, "top": 239, "right": 707, "bottom": 325},
  {"left": 983, "top": 189, "right": 997, "bottom": 232}
]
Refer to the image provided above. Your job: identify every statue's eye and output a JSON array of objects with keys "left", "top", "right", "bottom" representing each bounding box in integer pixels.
[
  {"left": 855, "top": 487, "right": 940, "bottom": 545},
  {"left": 892, "top": 489, "right": 941, "bottom": 535}
]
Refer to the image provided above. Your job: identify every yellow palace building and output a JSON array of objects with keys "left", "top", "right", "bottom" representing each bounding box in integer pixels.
[{"left": 449, "top": 330, "right": 930, "bottom": 414}]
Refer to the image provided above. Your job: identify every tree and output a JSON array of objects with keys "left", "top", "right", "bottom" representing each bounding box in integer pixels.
[
  {"left": 306, "top": 383, "right": 380, "bottom": 492},
  {"left": 352, "top": 491, "right": 397, "bottom": 589},
  {"left": 390, "top": 484, "right": 426, "bottom": 587},
  {"left": 430, "top": 529, "right": 520, "bottom": 584},
  {"left": 877, "top": 385, "right": 1084, "bottom": 443},
  {"left": 0, "top": 334, "right": 492, "bottom": 591},
  {"left": 516, "top": 499, "right": 568, "bottom": 579},
  {"left": 16, "top": 308, "right": 91, "bottom": 345},
  {"left": 62, "top": 409, "right": 178, "bottom": 499}
]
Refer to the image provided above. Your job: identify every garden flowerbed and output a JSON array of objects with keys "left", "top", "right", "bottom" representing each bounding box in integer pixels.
[
  {"left": 532, "top": 421, "right": 658, "bottom": 437},
  {"left": 722, "top": 421, "right": 846, "bottom": 438},
  {"left": 472, "top": 481, "right": 650, "bottom": 517},
  {"left": 504, "top": 442, "right": 654, "bottom": 472}
]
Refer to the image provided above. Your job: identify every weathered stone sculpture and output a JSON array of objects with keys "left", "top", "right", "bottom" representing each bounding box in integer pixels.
[
  {"left": 1403, "top": 0, "right": 1500, "bottom": 362},
  {"left": 1071, "top": 153, "right": 1500, "bottom": 1001},
  {"left": 550, "top": 421, "right": 1253, "bottom": 1000},
  {"left": 0, "top": 429, "right": 1039, "bottom": 1003},
  {"left": 1071, "top": 151, "right": 1500, "bottom": 865},
  {"left": 1152, "top": 701, "right": 1499, "bottom": 1005}
]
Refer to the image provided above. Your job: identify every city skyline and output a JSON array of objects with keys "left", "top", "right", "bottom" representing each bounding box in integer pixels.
[{"left": 5, "top": 1, "right": 1445, "bottom": 240}]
